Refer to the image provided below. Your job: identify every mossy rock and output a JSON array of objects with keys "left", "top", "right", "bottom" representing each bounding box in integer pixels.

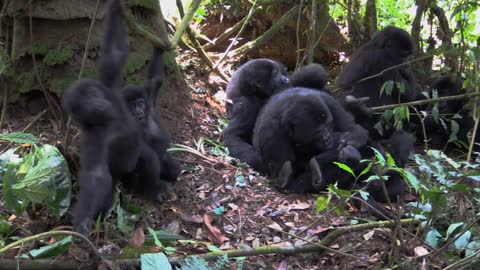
[
  {"left": 124, "top": 51, "right": 150, "bottom": 75},
  {"left": 43, "top": 45, "right": 76, "bottom": 66},
  {"left": 16, "top": 72, "right": 36, "bottom": 93}
]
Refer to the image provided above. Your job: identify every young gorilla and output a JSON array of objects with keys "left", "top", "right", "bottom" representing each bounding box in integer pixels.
[
  {"left": 334, "top": 26, "right": 423, "bottom": 139},
  {"left": 121, "top": 47, "right": 181, "bottom": 197},
  {"left": 290, "top": 63, "right": 330, "bottom": 91},
  {"left": 252, "top": 87, "right": 369, "bottom": 193},
  {"left": 63, "top": 0, "right": 175, "bottom": 236},
  {"left": 224, "top": 59, "right": 291, "bottom": 172}
]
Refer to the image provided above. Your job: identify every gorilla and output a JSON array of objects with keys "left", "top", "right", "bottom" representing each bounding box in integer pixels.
[
  {"left": 335, "top": 26, "right": 423, "bottom": 139},
  {"left": 420, "top": 75, "right": 479, "bottom": 151},
  {"left": 62, "top": 0, "right": 177, "bottom": 236},
  {"left": 224, "top": 59, "right": 291, "bottom": 172},
  {"left": 121, "top": 47, "right": 181, "bottom": 199},
  {"left": 252, "top": 87, "right": 369, "bottom": 193},
  {"left": 290, "top": 63, "right": 330, "bottom": 91}
]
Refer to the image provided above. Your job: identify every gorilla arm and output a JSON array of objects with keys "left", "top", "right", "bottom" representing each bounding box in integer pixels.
[{"left": 224, "top": 96, "right": 265, "bottom": 172}]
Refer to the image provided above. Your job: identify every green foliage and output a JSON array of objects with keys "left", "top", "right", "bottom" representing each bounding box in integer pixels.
[
  {"left": 16, "top": 72, "right": 36, "bottom": 93},
  {"left": 0, "top": 144, "right": 72, "bottom": 217},
  {"left": 124, "top": 51, "right": 150, "bottom": 75},
  {"left": 410, "top": 150, "right": 480, "bottom": 255},
  {"left": 43, "top": 46, "right": 76, "bottom": 66},
  {"left": 49, "top": 75, "right": 77, "bottom": 95},
  {"left": 32, "top": 43, "right": 50, "bottom": 56},
  {"left": 147, "top": 228, "right": 177, "bottom": 255},
  {"left": 177, "top": 255, "right": 230, "bottom": 270},
  {"left": 141, "top": 252, "right": 172, "bottom": 270},
  {"left": 20, "top": 236, "right": 72, "bottom": 259},
  {"left": 0, "top": 132, "right": 38, "bottom": 144}
]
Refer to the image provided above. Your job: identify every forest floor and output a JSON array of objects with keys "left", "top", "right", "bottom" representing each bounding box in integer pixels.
[{"left": 0, "top": 51, "right": 445, "bottom": 270}]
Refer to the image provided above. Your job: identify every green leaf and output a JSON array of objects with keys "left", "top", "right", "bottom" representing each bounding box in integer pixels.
[
  {"left": 466, "top": 241, "right": 480, "bottom": 257},
  {"left": 0, "top": 132, "right": 38, "bottom": 144},
  {"left": 316, "top": 196, "right": 328, "bottom": 212},
  {"left": 446, "top": 222, "right": 464, "bottom": 239},
  {"left": 333, "top": 162, "right": 355, "bottom": 177},
  {"left": 235, "top": 173, "right": 247, "bottom": 187},
  {"left": 148, "top": 227, "right": 164, "bottom": 248},
  {"left": 141, "top": 253, "right": 172, "bottom": 270},
  {"left": 213, "top": 206, "right": 225, "bottom": 215},
  {"left": 145, "top": 229, "right": 185, "bottom": 245},
  {"left": 425, "top": 229, "right": 442, "bottom": 248},
  {"left": 207, "top": 244, "right": 222, "bottom": 252},
  {"left": 21, "top": 236, "right": 72, "bottom": 259},
  {"left": 370, "top": 147, "right": 386, "bottom": 166},
  {"left": 358, "top": 161, "right": 374, "bottom": 177},
  {"left": 454, "top": 231, "right": 471, "bottom": 250},
  {"left": 380, "top": 80, "right": 394, "bottom": 96},
  {"left": 0, "top": 219, "right": 11, "bottom": 235},
  {"left": 358, "top": 190, "right": 370, "bottom": 201}
]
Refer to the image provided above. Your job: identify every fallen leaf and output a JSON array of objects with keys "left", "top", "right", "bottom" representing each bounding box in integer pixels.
[
  {"left": 203, "top": 214, "right": 228, "bottom": 245},
  {"left": 414, "top": 246, "right": 429, "bottom": 256},
  {"left": 268, "top": 222, "right": 283, "bottom": 231},
  {"left": 289, "top": 201, "right": 310, "bottom": 210},
  {"left": 277, "top": 261, "right": 287, "bottom": 270},
  {"left": 308, "top": 226, "right": 329, "bottom": 235},
  {"left": 128, "top": 227, "right": 145, "bottom": 248},
  {"left": 363, "top": 230, "right": 374, "bottom": 241},
  {"left": 180, "top": 213, "right": 203, "bottom": 224}
]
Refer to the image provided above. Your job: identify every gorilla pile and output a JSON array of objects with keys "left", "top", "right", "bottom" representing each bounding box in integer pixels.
[{"left": 62, "top": 0, "right": 180, "bottom": 235}]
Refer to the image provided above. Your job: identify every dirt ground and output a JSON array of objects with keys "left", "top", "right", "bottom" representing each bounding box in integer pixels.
[{"left": 0, "top": 51, "right": 444, "bottom": 270}]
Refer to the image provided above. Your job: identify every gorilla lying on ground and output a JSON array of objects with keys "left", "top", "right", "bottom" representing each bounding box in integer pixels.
[
  {"left": 335, "top": 26, "right": 423, "bottom": 139},
  {"left": 63, "top": 0, "right": 178, "bottom": 236},
  {"left": 224, "top": 59, "right": 291, "bottom": 172}
]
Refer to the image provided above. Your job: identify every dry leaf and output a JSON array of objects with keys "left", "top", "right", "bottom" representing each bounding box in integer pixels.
[
  {"left": 203, "top": 213, "right": 228, "bottom": 244},
  {"left": 128, "top": 227, "right": 145, "bottom": 248},
  {"left": 414, "top": 246, "right": 429, "bottom": 256}
]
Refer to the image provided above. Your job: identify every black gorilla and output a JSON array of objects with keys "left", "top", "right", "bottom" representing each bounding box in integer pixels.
[
  {"left": 421, "top": 75, "right": 479, "bottom": 151},
  {"left": 224, "top": 59, "right": 291, "bottom": 172},
  {"left": 290, "top": 63, "right": 330, "bottom": 91},
  {"left": 63, "top": 0, "right": 176, "bottom": 235},
  {"left": 121, "top": 47, "right": 181, "bottom": 198},
  {"left": 335, "top": 26, "right": 422, "bottom": 138},
  {"left": 252, "top": 87, "right": 369, "bottom": 192}
]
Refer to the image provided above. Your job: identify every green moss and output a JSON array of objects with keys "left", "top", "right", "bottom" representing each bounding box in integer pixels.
[
  {"left": 82, "top": 67, "right": 97, "bottom": 79},
  {"left": 32, "top": 43, "right": 50, "bottom": 56},
  {"left": 16, "top": 72, "right": 36, "bottom": 93},
  {"left": 124, "top": 73, "right": 145, "bottom": 85},
  {"left": 131, "top": 0, "right": 159, "bottom": 11},
  {"left": 43, "top": 46, "right": 76, "bottom": 66},
  {"left": 0, "top": 50, "right": 14, "bottom": 78},
  {"left": 123, "top": 51, "right": 149, "bottom": 75},
  {"left": 50, "top": 76, "right": 77, "bottom": 95}
]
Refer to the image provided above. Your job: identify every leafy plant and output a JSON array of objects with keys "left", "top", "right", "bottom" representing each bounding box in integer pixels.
[{"left": 0, "top": 142, "right": 72, "bottom": 217}]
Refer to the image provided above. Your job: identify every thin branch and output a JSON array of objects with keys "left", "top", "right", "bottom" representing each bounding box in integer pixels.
[
  {"left": 213, "top": 0, "right": 257, "bottom": 69},
  {"left": 170, "top": 0, "right": 202, "bottom": 48},
  {"left": 229, "top": 5, "right": 300, "bottom": 56},
  {"left": 370, "top": 92, "right": 480, "bottom": 112}
]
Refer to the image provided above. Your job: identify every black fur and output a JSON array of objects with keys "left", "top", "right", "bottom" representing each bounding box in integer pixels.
[
  {"left": 335, "top": 26, "right": 422, "bottom": 139},
  {"left": 62, "top": 0, "right": 177, "bottom": 236},
  {"left": 224, "top": 59, "right": 291, "bottom": 172},
  {"left": 290, "top": 63, "right": 330, "bottom": 91},
  {"left": 252, "top": 87, "right": 369, "bottom": 192}
]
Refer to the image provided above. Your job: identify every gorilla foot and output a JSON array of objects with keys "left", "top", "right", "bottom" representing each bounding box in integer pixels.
[
  {"left": 278, "top": 161, "right": 293, "bottom": 189},
  {"left": 309, "top": 158, "right": 324, "bottom": 191}
]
